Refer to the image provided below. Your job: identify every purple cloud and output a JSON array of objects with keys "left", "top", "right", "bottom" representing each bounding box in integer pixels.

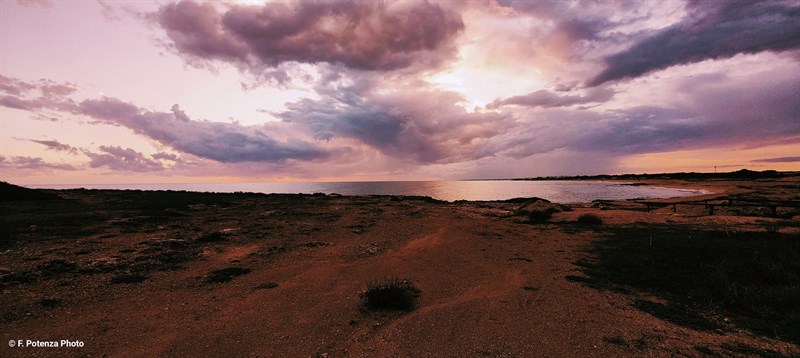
[
  {"left": 488, "top": 87, "right": 615, "bottom": 109},
  {"left": 24, "top": 138, "right": 79, "bottom": 154},
  {"left": 1, "top": 156, "right": 77, "bottom": 171},
  {"left": 84, "top": 146, "right": 166, "bottom": 172},
  {"left": 151, "top": 152, "right": 182, "bottom": 162},
  {"left": 78, "top": 98, "right": 328, "bottom": 163},
  {"left": 156, "top": 0, "right": 464, "bottom": 72},
  {"left": 0, "top": 76, "right": 78, "bottom": 112},
  {"left": 751, "top": 156, "right": 800, "bottom": 163},
  {"left": 278, "top": 80, "right": 510, "bottom": 164},
  {"left": 589, "top": 0, "right": 800, "bottom": 85}
]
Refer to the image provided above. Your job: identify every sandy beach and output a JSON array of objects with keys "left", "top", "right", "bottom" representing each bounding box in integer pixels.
[{"left": 1, "top": 177, "right": 798, "bottom": 357}]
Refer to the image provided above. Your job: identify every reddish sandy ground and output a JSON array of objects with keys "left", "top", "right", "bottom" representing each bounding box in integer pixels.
[{"left": 1, "top": 177, "right": 798, "bottom": 357}]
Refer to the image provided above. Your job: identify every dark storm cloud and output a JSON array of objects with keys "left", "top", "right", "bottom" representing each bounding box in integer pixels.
[
  {"left": 751, "top": 156, "right": 800, "bottom": 163},
  {"left": 278, "top": 81, "right": 510, "bottom": 164},
  {"left": 157, "top": 0, "right": 464, "bottom": 72},
  {"left": 488, "top": 87, "right": 614, "bottom": 109},
  {"left": 84, "top": 146, "right": 166, "bottom": 172},
  {"left": 78, "top": 98, "right": 328, "bottom": 163},
  {"left": 589, "top": 0, "right": 800, "bottom": 85},
  {"left": 503, "top": 68, "right": 800, "bottom": 158}
]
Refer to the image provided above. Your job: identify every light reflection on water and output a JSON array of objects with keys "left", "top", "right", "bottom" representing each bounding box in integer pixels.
[{"left": 31, "top": 180, "right": 702, "bottom": 203}]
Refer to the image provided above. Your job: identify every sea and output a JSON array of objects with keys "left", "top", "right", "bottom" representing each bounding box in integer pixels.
[{"left": 30, "top": 180, "right": 704, "bottom": 203}]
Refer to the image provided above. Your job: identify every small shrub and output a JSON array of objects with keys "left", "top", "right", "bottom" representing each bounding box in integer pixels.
[
  {"left": 577, "top": 213, "right": 603, "bottom": 225},
  {"left": 362, "top": 278, "right": 420, "bottom": 312},
  {"left": 204, "top": 267, "right": 251, "bottom": 283},
  {"left": 528, "top": 208, "right": 556, "bottom": 223}
]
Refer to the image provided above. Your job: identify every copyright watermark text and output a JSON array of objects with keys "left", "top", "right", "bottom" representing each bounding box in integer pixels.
[{"left": 8, "top": 339, "right": 84, "bottom": 348}]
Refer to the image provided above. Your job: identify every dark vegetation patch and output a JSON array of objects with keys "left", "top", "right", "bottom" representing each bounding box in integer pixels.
[
  {"left": 0, "top": 271, "right": 37, "bottom": 285},
  {"left": 195, "top": 231, "right": 228, "bottom": 243},
  {"left": 509, "top": 257, "right": 532, "bottom": 262},
  {"left": 575, "top": 224, "right": 800, "bottom": 343},
  {"left": 633, "top": 299, "right": 720, "bottom": 331},
  {"left": 256, "top": 282, "right": 278, "bottom": 289},
  {"left": 0, "top": 200, "right": 109, "bottom": 249},
  {"left": 303, "top": 241, "right": 333, "bottom": 248},
  {"left": 109, "top": 273, "right": 149, "bottom": 284},
  {"left": 527, "top": 208, "right": 557, "bottom": 223},
  {"left": 0, "top": 182, "right": 61, "bottom": 201},
  {"left": 37, "top": 298, "right": 62, "bottom": 308},
  {"left": 523, "top": 286, "right": 538, "bottom": 292},
  {"left": 576, "top": 213, "right": 603, "bottom": 225},
  {"left": 693, "top": 345, "right": 720, "bottom": 356},
  {"left": 604, "top": 336, "right": 627, "bottom": 346},
  {"left": 719, "top": 342, "right": 782, "bottom": 357},
  {"left": 362, "top": 278, "right": 420, "bottom": 312},
  {"left": 36, "top": 259, "right": 78, "bottom": 275},
  {"left": 204, "top": 267, "right": 251, "bottom": 283}
]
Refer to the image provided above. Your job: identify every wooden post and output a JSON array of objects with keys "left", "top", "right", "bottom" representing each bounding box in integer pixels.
[
  {"left": 708, "top": 204, "right": 715, "bottom": 215},
  {"left": 672, "top": 204, "right": 676, "bottom": 212}
]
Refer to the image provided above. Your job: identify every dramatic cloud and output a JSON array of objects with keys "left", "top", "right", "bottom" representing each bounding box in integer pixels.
[
  {"left": 589, "top": 0, "right": 800, "bottom": 85},
  {"left": 78, "top": 98, "right": 327, "bottom": 163},
  {"left": 157, "top": 0, "right": 464, "bottom": 72},
  {"left": 488, "top": 87, "right": 614, "bottom": 109},
  {"left": 503, "top": 64, "right": 800, "bottom": 158},
  {"left": 2, "top": 1, "right": 798, "bottom": 181},
  {"left": 751, "top": 156, "right": 800, "bottom": 163},
  {"left": 84, "top": 145, "right": 166, "bottom": 172},
  {"left": 279, "top": 77, "right": 510, "bottom": 164}
]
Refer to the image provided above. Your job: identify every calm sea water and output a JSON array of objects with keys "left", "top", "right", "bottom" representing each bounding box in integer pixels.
[{"left": 31, "top": 181, "right": 703, "bottom": 203}]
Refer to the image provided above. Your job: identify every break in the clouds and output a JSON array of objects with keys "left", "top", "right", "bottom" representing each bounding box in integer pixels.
[
  {"left": 1, "top": 0, "right": 798, "bottom": 181},
  {"left": 157, "top": 0, "right": 464, "bottom": 72},
  {"left": 589, "top": 0, "right": 800, "bottom": 85}
]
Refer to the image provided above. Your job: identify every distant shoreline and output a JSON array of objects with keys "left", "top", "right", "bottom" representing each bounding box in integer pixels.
[{"left": 467, "top": 169, "right": 799, "bottom": 182}]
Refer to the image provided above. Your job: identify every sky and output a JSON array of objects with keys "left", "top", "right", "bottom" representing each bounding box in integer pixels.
[{"left": 0, "top": 0, "right": 798, "bottom": 184}]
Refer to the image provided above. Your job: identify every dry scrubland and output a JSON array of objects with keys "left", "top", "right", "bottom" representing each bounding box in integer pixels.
[{"left": 0, "top": 177, "right": 798, "bottom": 357}]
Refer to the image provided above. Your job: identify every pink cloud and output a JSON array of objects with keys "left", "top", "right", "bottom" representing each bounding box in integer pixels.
[{"left": 156, "top": 0, "right": 464, "bottom": 72}]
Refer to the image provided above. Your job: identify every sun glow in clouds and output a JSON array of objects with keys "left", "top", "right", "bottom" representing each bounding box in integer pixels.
[{"left": 427, "top": 58, "right": 544, "bottom": 112}]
